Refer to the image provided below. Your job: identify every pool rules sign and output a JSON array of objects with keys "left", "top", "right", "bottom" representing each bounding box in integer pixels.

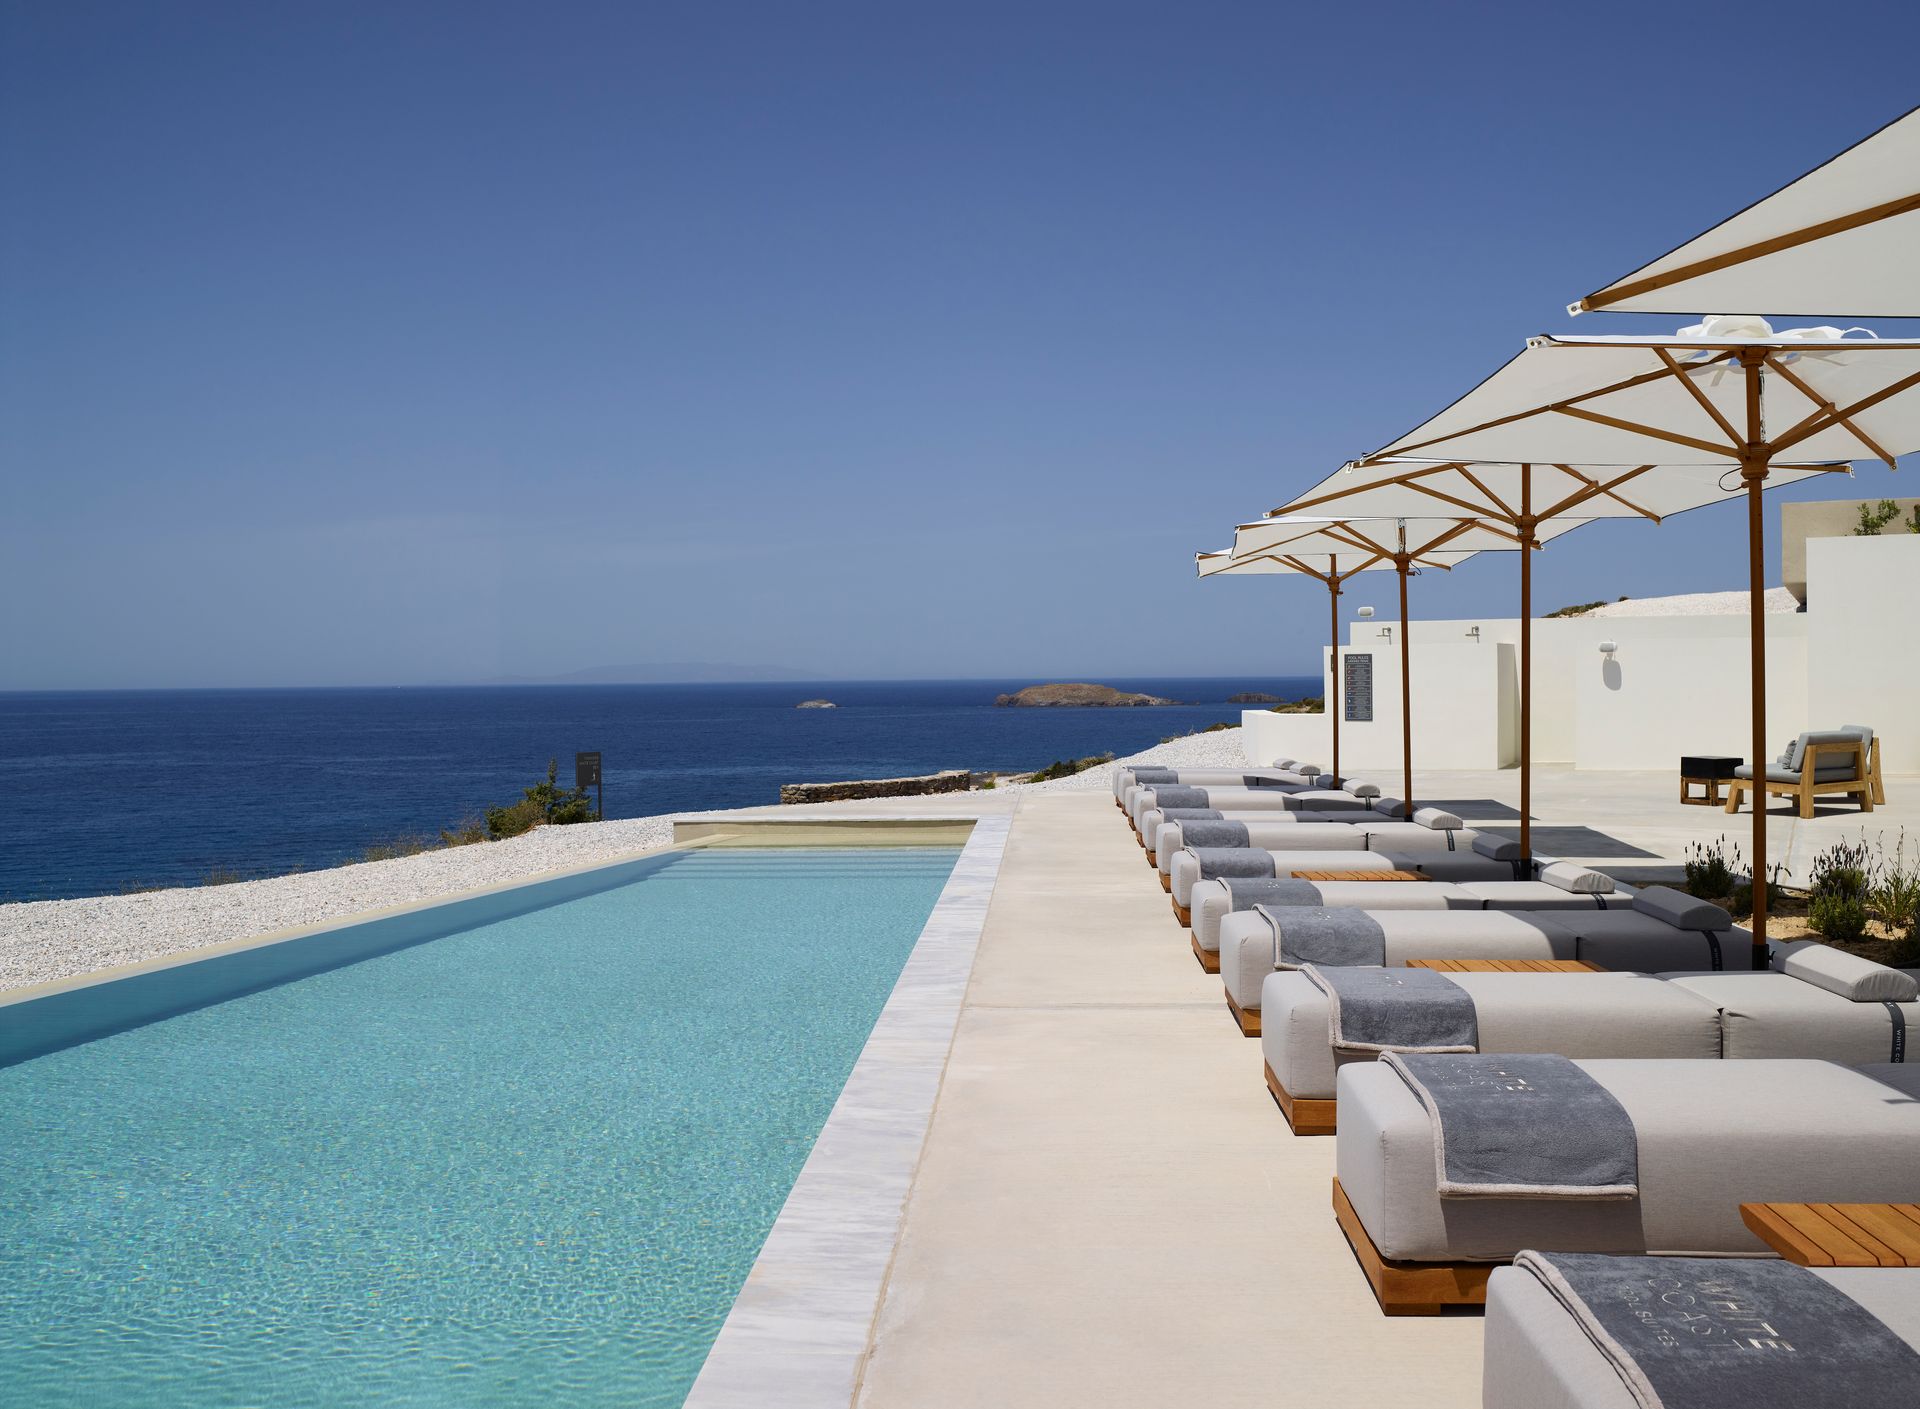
[
  {"left": 1343, "top": 654, "right": 1374, "bottom": 723},
  {"left": 575, "top": 752, "right": 604, "bottom": 820}
]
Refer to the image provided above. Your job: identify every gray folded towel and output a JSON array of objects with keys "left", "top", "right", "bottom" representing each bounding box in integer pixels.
[
  {"left": 1300, "top": 964, "right": 1477, "bottom": 1054},
  {"left": 1223, "top": 878, "right": 1324, "bottom": 908},
  {"left": 1149, "top": 786, "right": 1211, "bottom": 809},
  {"left": 1514, "top": 1251, "right": 1920, "bottom": 1408},
  {"left": 1129, "top": 768, "right": 1180, "bottom": 783},
  {"left": 1158, "top": 808, "right": 1224, "bottom": 822},
  {"left": 1190, "top": 848, "right": 1276, "bottom": 881},
  {"left": 1178, "top": 820, "right": 1251, "bottom": 848},
  {"left": 1382, "top": 1052, "right": 1638, "bottom": 1199},
  {"left": 1255, "top": 906, "right": 1386, "bottom": 968}
]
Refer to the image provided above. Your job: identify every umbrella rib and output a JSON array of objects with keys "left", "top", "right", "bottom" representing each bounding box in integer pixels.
[
  {"left": 1393, "top": 479, "right": 1511, "bottom": 522},
  {"left": 1655, "top": 347, "right": 1745, "bottom": 446},
  {"left": 1539, "top": 464, "right": 1664, "bottom": 524},
  {"left": 1762, "top": 355, "right": 1898, "bottom": 467},
  {"left": 1324, "top": 524, "right": 1396, "bottom": 557},
  {"left": 1410, "top": 520, "right": 1482, "bottom": 556},
  {"left": 1384, "top": 362, "right": 1710, "bottom": 460},
  {"left": 1551, "top": 405, "right": 1736, "bottom": 459},
  {"left": 1580, "top": 190, "right": 1920, "bottom": 312},
  {"left": 1274, "top": 460, "right": 1464, "bottom": 516},
  {"left": 1767, "top": 367, "right": 1920, "bottom": 464},
  {"left": 1454, "top": 466, "right": 1516, "bottom": 519}
]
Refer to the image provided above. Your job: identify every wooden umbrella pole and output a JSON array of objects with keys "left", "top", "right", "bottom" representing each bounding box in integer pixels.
[
  {"left": 1328, "top": 556, "right": 1341, "bottom": 785},
  {"left": 1742, "top": 351, "right": 1770, "bottom": 965},
  {"left": 1397, "top": 531, "right": 1414, "bottom": 811},
  {"left": 1519, "top": 468, "right": 1534, "bottom": 864}
]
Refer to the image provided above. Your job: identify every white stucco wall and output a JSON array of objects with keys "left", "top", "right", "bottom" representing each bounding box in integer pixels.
[{"left": 1807, "top": 533, "right": 1920, "bottom": 771}]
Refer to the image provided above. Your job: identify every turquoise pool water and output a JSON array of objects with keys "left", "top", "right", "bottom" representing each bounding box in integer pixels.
[{"left": 0, "top": 846, "right": 960, "bottom": 1408}]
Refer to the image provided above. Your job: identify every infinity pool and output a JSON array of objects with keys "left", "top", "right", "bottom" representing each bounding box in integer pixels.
[{"left": 0, "top": 846, "right": 961, "bottom": 1408}]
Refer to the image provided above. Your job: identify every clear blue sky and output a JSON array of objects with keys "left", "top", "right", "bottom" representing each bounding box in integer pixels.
[{"left": 5, "top": 1, "right": 1918, "bottom": 689}]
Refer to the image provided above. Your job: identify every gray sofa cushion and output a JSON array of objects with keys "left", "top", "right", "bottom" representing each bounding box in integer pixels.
[
  {"left": 1779, "top": 941, "right": 1919, "bottom": 1002},
  {"left": 1413, "top": 806, "right": 1464, "bottom": 831},
  {"left": 1472, "top": 832, "right": 1523, "bottom": 862},
  {"left": 1631, "top": 886, "right": 1730, "bottom": 931},
  {"left": 1538, "top": 861, "right": 1614, "bottom": 894},
  {"left": 1737, "top": 761, "right": 1862, "bottom": 783}
]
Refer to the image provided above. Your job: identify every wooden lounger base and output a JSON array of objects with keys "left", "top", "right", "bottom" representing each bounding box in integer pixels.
[
  {"left": 1265, "top": 1062, "right": 1335, "bottom": 1135},
  {"left": 1225, "top": 989, "right": 1261, "bottom": 1037},
  {"left": 1173, "top": 900, "right": 1191, "bottom": 927},
  {"left": 1190, "top": 933, "right": 1220, "bottom": 973},
  {"left": 1332, "top": 1177, "right": 1494, "bottom": 1316},
  {"left": 1145, "top": 850, "right": 1156, "bottom": 866},
  {"left": 1158, "top": 871, "right": 1171, "bottom": 893}
]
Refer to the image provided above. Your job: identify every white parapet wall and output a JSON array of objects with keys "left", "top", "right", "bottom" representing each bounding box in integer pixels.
[{"left": 1242, "top": 529, "right": 1916, "bottom": 773}]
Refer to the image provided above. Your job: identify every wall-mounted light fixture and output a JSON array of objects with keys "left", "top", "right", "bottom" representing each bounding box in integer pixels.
[
  {"left": 1356, "top": 606, "right": 1375, "bottom": 620},
  {"left": 1599, "top": 640, "right": 1618, "bottom": 658},
  {"left": 1465, "top": 626, "right": 1481, "bottom": 642}
]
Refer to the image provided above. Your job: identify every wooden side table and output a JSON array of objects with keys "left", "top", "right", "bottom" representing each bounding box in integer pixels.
[
  {"left": 1404, "top": 959, "right": 1605, "bottom": 973},
  {"left": 1289, "top": 869, "right": 1430, "bottom": 881},
  {"left": 1740, "top": 1202, "right": 1920, "bottom": 1266},
  {"left": 1680, "top": 754, "right": 1742, "bottom": 806}
]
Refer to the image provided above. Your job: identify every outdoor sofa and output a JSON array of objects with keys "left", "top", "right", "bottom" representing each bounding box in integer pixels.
[
  {"left": 1725, "top": 723, "right": 1886, "bottom": 818},
  {"left": 1262, "top": 941, "right": 1920, "bottom": 1132}
]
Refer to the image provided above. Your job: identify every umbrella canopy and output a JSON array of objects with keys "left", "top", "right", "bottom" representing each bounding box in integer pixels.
[
  {"left": 1198, "top": 515, "right": 1531, "bottom": 806},
  {"left": 1316, "top": 320, "right": 1918, "bottom": 955},
  {"left": 1573, "top": 105, "right": 1920, "bottom": 318}
]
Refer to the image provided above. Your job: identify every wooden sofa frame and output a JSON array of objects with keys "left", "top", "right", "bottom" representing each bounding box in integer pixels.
[{"left": 1725, "top": 737, "right": 1886, "bottom": 820}]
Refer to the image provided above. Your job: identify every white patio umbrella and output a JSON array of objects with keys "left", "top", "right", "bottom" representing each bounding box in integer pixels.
[
  {"left": 1573, "top": 105, "right": 1920, "bottom": 317},
  {"left": 1199, "top": 515, "right": 1576, "bottom": 806},
  {"left": 1299, "top": 320, "right": 1920, "bottom": 952}
]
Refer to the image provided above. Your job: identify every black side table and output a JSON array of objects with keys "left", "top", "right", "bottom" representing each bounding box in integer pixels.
[{"left": 1680, "top": 755, "right": 1742, "bottom": 806}]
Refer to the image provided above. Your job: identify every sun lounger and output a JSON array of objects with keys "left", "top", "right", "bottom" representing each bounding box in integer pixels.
[
  {"left": 1725, "top": 723, "right": 1887, "bottom": 818},
  {"left": 1263, "top": 945, "right": 1918, "bottom": 1130},
  {"left": 1333, "top": 1058, "right": 1920, "bottom": 1313},
  {"left": 1217, "top": 888, "right": 1744, "bottom": 1034},
  {"left": 1138, "top": 803, "right": 1409, "bottom": 859},
  {"left": 1138, "top": 807, "right": 1389, "bottom": 863},
  {"left": 1156, "top": 808, "right": 1468, "bottom": 887},
  {"left": 1188, "top": 862, "right": 1629, "bottom": 965},
  {"left": 1483, "top": 1258, "right": 1920, "bottom": 1409},
  {"left": 1125, "top": 779, "right": 1378, "bottom": 831},
  {"left": 1167, "top": 824, "right": 1522, "bottom": 916},
  {"left": 1111, "top": 763, "right": 1318, "bottom": 805},
  {"left": 1262, "top": 970, "right": 1721, "bottom": 1133}
]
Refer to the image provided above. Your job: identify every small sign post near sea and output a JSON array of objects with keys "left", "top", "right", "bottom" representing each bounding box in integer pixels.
[{"left": 575, "top": 751, "right": 604, "bottom": 820}]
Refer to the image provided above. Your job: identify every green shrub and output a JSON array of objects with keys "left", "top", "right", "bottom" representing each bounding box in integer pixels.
[
  {"left": 486, "top": 759, "right": 597, "bottom": 839},
  {"left": 1726, "top": 882, "right": 1754, "bottom": 920},
  {"left": 1027, "top": 753, "right": 1113, "bottom": 783},
  {"left": 1546, "top": 600, "right": 1608, "bottom": 619},
  {"left": 1682, "top": 837, "right": 1740, "bottom": 899},
  {"left": 362, "top": 835, "right": 437, "bottom": 862},
  {"left": 1267, "top": 696, "right": 1324, "bottom": 714},
  {"left": 1808, "top": 892, "right": 1870, "bottom": 943},
  {"left": 1808, "top": 838, "right": 1872, "bottom": 903},
  {"left": 440, "top": 816, "right": 489, "bottom": 847},
  {"left": 1854, "top": 499, "right": 1901, "bottom": 535}
]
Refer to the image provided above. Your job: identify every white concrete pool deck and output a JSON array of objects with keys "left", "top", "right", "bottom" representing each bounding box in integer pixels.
[{"left": 711, "top": 766, "right": 1920, "bottom": 1407}]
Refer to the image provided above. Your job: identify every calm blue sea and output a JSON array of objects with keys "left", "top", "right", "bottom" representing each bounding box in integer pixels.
[{"left": 0, "top": 677, "right": 1313, "bottom": 902}]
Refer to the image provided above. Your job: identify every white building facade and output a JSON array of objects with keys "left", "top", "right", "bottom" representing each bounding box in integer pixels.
[{"left": 1242, "top": 532, "right": 1919, "bottom": 774}]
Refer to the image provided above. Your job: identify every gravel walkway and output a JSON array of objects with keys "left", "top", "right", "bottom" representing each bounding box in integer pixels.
[{"left": 0, "top": 728, "right": 1256, "bottom": 994}]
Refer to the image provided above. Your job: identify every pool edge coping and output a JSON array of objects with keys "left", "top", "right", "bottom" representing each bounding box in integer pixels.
[{"left": 681, "top": 811, "right": 1013, "bottom": 1409}]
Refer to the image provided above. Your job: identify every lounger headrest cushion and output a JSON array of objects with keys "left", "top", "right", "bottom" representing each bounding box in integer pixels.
[
  {"left": 1297, "top": 764, "right": 1322, "bottom": 778},
  {"left": 1470, "top": 833, "right": 1521, "bottom": 861},
  {"left": 1270, "top": 757, "right": 1295, "bottom": 769},
  {"left": 1341, "top": 778, "right": 1382, "bottom": 799},
  {"left": 1538, "top": 861, "right": 1614, "bottom": 894},
  {"left": 1632, "top": 886, "right": 1729, "bottom": 931},
  {"left": 1369, "top": 798, "right": 1411, "bottom": 819},
  {"left": 1413, "top": 806, "right": 1463, "bottom": 831},
  {"left": 1780, "top": 941, "right": 1917, "bottom": 1002}
]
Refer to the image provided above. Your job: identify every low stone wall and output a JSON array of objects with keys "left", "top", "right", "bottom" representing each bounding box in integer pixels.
[{"left": 780, "top": 770, "right": 972, "bottom": 805}]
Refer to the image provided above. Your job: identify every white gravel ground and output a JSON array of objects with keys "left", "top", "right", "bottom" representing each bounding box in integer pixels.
[
  {"left": 0, "top": 727, "right": 1253, "bottom": 994},
  {"left": 1582, "top": 587, "right": 1800, "bottom": 617}
]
